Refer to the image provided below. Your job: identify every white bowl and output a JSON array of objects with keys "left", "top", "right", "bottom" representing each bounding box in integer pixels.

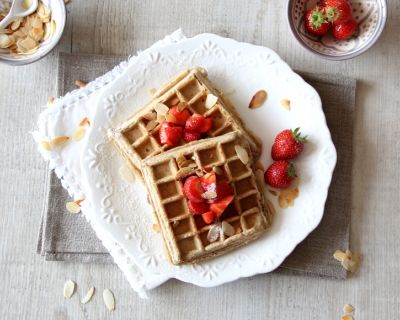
[
  {"left": 287, "top": 0, "right": 387, "bottom": 60},
  {"left": 0, "top": 0, "right": 66, "bottom": 66}
]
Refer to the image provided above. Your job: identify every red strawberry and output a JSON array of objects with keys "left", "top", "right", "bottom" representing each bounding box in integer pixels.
[
  {"left": 183, "top": 176, "right": 204, "bottom": 203},
  {"left": 321, "top": 0, "right": 348, "bottom": 7},
  {"left": 305, "top": 5, "right": 330, "bottom": 36},
  {"left": 332, "top": 19, "right": 358, "bottom": 40},
  {"left": 183, "top": 129, "right": 201, "bottom": 142},
  {"left": 325, "top": 1, "right": 353, "bottom": 25},
  {"left": 210, "top": 195, "right": 234, "bottom": 218},
  {"left": 188, "top": 200, "right": 209, "bottom": 214},
  {"left": 185, "top": 114, "right": 213, "bottom": 133},
  {"left": 200, "top": 172, "right": 217, "bottom": 192},
  {"left": 208, "top": 180, "right": 234, "bottom": 203},
  {"left": 168, "top": 106, "right": 191, "bottom": 126},
  {"left": 202, "top": 211, "right": 215, "bottom": 224},
  {"left": 264, "top": 161, "right": 296, "bottom": 189},
  {"left": 159, "top": 122, "right": 183, "bottom": 147},
  {"left": 271, "top": 128, "right": 307, "bottom": 161}
]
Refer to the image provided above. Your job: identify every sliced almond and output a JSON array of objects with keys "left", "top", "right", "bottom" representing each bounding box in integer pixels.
[
  {"left": 343, "top": 304, "right": 354, "bottom": 314},
  {"left": 102, "top": 289, "right": 115, "bottom": 311},
  {"left": 152, "top": 223, "right": 160, "bottom": 233},
  {"left": 39, "top": 141, "right": 52, "bottom": 151},
  {"left": 142, "top": 112, "right": 156, "bottom": 121},
  {"left": 280, "top": 99, "right": 291, "bottom": 111},
  {"left": 249, "top": 90, "right": 267, "bottom": 109},
  {"left": 221, "top": 221, "right": 235, "bottom": 237},
  {"left": 207, "top": 224, "right": 221, "bottom": 243},
  {"left": 205, "top": 93, "right": 218, "bottom": 109},
  {"left": 42, "top": 21, "right": 51, "bottom": 41},
  {"left": 175, "top": 167, "right": 195, "bottom": 180},
  {"left": 278, "top": 188, "right": 299, "bottom": 209},
  {"left": 63, "top": 280, "right": 76, "bottom": 299},
  {"left": 201, "top": 190, "right": 217, "bottom": 200},
  {"left": 81, "top": 287, "right": 95, "bottom": 304},
  {"left": 341, "top": 315, "right": 353, "bottom": 320},
  {"left": 10, "top": 18, "right": 22, "bottom": 31},
  {"left": 75, "top": 80, "right": 86, "bottom": 88},
  {"left": 156, "top": 113, "right": 166, "bottom": 123},
  {"left": 66, "top": 201, "right": 81, "bottom": 214},
  {"left": 195, "top": 169, "right": 204, "bottom": 177},
  {"left": 333, "top": 249, "right": 347, "bottom": 262},
  {"left": 118, "top": 165, "right": 135, "bottom": 183},
  {"left": 0, "top": 34, "right": 13, "bottom": 48},
  {"left": 234, "top": 145, "right": 249, "bottom": 165},
  {"left": 148, "top": 88, "right": 156, "bottom": 95},
  {"left": 79, "top": 117, "right": 90, "bottom": 127},
  {"left": 47, "top": 97, "right": 55, "bottom": 104},
  {"left": 49, "top": 136, "right": 69, "bottom": 149},
  {"left": 154, "top": 102, "right": 169, "bottom": 116},
  {"left": 212, "top": 166, "right": 223, "bottom": 175},
  {"left": 72, "top": 127, "right": 86, "bottom": 141},
  {"left": 16, "top": 36, "right": 37, "bottom": 53},
  {"left": 145, "top": 120, "right": 158, "bottom": 131}
]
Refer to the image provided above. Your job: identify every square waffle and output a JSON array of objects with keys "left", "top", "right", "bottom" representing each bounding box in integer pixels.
[
  {"left": 141, "top": 132, "right": 273, "bottom": 265},
  {"left": 109, "top": 67, "right": 262, "bottom": 177}
]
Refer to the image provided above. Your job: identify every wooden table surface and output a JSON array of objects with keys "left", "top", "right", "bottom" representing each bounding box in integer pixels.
[{"left": 0, "top": 1, "right": 399, "bottom": 319}]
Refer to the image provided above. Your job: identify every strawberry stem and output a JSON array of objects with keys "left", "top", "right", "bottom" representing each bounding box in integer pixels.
[
  {"left": 291, "top": 127, "right": 308, "bottom": 143},
  {"left": 287, "top": 162, "right": 297, "bottom": 178}
]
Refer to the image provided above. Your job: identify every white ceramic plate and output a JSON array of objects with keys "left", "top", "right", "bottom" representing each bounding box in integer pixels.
[{"left": 81, "top": 33, "right": 337, "bottom": 291}]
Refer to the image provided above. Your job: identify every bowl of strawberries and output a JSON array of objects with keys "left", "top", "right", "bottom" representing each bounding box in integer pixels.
[{"left": 287, "top": 0, "right": 387, "bottom": 60}]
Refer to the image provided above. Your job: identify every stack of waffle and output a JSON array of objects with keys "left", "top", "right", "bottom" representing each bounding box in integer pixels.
[{"left": 110, "top": 67, "right": 273, "bottom": 265}]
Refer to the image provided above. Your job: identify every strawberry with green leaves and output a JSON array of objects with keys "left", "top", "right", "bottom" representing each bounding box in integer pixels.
[
  {"left": 304, "top": 5, "right": 330, "bottom": 36},
  {"left": 264, "top": 161, "right": 297, "bottom": 189},
  {"left": 271, "top": 128, "right": 308, "bottom": 161}
]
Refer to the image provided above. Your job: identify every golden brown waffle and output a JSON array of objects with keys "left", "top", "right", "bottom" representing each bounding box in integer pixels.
[
  {"left": 109, "top": 67, "right": 262, "bottom": 177},
  {"left": 141, "top": 132, "right": 272, "bottom": 265}
]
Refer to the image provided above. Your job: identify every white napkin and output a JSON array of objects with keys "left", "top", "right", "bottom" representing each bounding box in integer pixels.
[{"left": 33, "top": 30, "right": 187, "bottom": 297}]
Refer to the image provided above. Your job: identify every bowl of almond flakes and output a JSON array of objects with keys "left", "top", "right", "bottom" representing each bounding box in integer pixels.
[{"left": 0, "top": 0, "right": 66, "bottom": 65}]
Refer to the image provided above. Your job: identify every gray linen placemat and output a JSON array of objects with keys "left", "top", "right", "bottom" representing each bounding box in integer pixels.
[{"left": 37, "top": 52, "right": 355, "bottom": 279}]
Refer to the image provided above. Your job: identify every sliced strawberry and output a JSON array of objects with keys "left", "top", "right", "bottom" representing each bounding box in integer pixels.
[
  {"left": 183, "top": 176, "right": 204, "bottom": 203},
  {"left": 188, "top": 200, "right": 209, "bottom": 214},
  {"left": 183, "top": 129, "right": 201, "bottom": 142},
  {"left": 185, "top": 114, "right": 205, "bottom": 132},
  {"left": 200, "top": 172, "right": 217, "bottom": 192},
  {"left": 159, "top": 121, "right": 182, "bottom": 147},
  {"left": 202, "top": 117, "right": 213, "bottom": 132},
  {"left": 209, "top": 195, "right": 234, "bottom": 218},
  {"left": 201, "top": 211, "right": 215, "bottom": 224},
  {"left": 168, "top": 106, "right": 191, "bottom": 126},
  {"left": 211, "top": 180, "right": 233, "bottom": 202}
]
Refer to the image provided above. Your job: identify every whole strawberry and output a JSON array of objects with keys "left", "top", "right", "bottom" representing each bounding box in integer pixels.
[
  {"left": 325, "top": 1, "right": 353, "bottom": 25},
  {"left": 264, "top": 161, "right": 296, "bottom": 189},
  {"left": 305, "top": 5, "right": 330, "bottom": 36},
  {"left": 271, "top": 128, "right": 307, "bottom": 161},
  {"left": 333, "top": 18, "right": 358, "bottom": 40}
]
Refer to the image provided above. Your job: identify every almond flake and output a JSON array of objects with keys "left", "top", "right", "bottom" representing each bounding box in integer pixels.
[
  {"left": 66, "top": 201, "right": 81, "bottom": 214},
  {"left": 176, "top": 101, "right": 188, "bottom": 112},
  {"left": 63, "top": 280, "right": 76, "bottom": 299},
  {"left": 341, "top": 315, "right": 353, "bottom": 320},
  {"left": 81, "top": 287, "right": 95, "bottom": 304},
  {"left": 195, "top": 169, "right": 204, "bottom": 177},
  {"left": 79, "top": 117, "right": 90, "bottom": 127},
  {"left": 221, "top": 221, "right": 235, "bottom": 237},
  {"left": 278, "top": 188, "right": 299, "bottom": 209},
  {"left": 207, "top": 224, "right": 221, "bottom": 243},
  {"left": 280, "top": 99, "right": 291, "bottom": 111},
  {"left": 10, "top": 18, "right": 22, "bottom": 31},
  {"left": 142, "top": 112, "right": 156, "bottom": 121},
  {"left": 154, "top": 102, "right": 169, "bottom": 116},
  {"left": 249, "top": 90, "right": 267, "bottom": 109},
  {"left": 152, "top": 223, "right": 160, "bottom": 233},
  {"left": 39, "top": 141, "right": 52, "bottom": 151},
  {"left": 201, "top": 190, "right": 217, "bottom": 200},
  {"left": 343, "top": 304, "right": 354, "bottom": 314},
  {"left": 145, "top": 120, "right": 158, "bottom": 131},
  {"left": 212, "top": 166, "right": 223, "bottom": 175},
  {"left": 175, "top": 167, "right": 195, "bottom": 180},
  {"left": 102, "top": 289, "right": 115, "bottom": 311},
  {"left": 72, "top": 127, "right": 86, "bottom": 141},
  {"left": 74, "top": 80, "right": 86, "bottom": 88},
  {"left": 205, "top": 94, "right": 218, "bottom": 109},
  {"left": 49, "top": 136, "right": 69, "bottom": 148},
  {"left": 333, "top": 250, "right": 347, "bottom": 262},
  {"left": 156, "top": 113, "right": 166, "bottom": 123},
  {"left": 234, "top": 145, "right": 249, "bottom": 165},
  {"left": 47, "top": 97, "right": 55, "bottom": 104},
  {"left": 118, "top": 165, "right": 135, "bottom": 183},
  {"left": 148, "top": 88, "right": 156, "bottom": 95}
]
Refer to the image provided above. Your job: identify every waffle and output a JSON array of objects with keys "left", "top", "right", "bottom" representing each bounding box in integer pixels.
[
  {"left": 141, "top": 132, "right": 272, "bottom": 265},
  {"left": 109, "top": 67, "right": 262, "bottom": 177}
]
